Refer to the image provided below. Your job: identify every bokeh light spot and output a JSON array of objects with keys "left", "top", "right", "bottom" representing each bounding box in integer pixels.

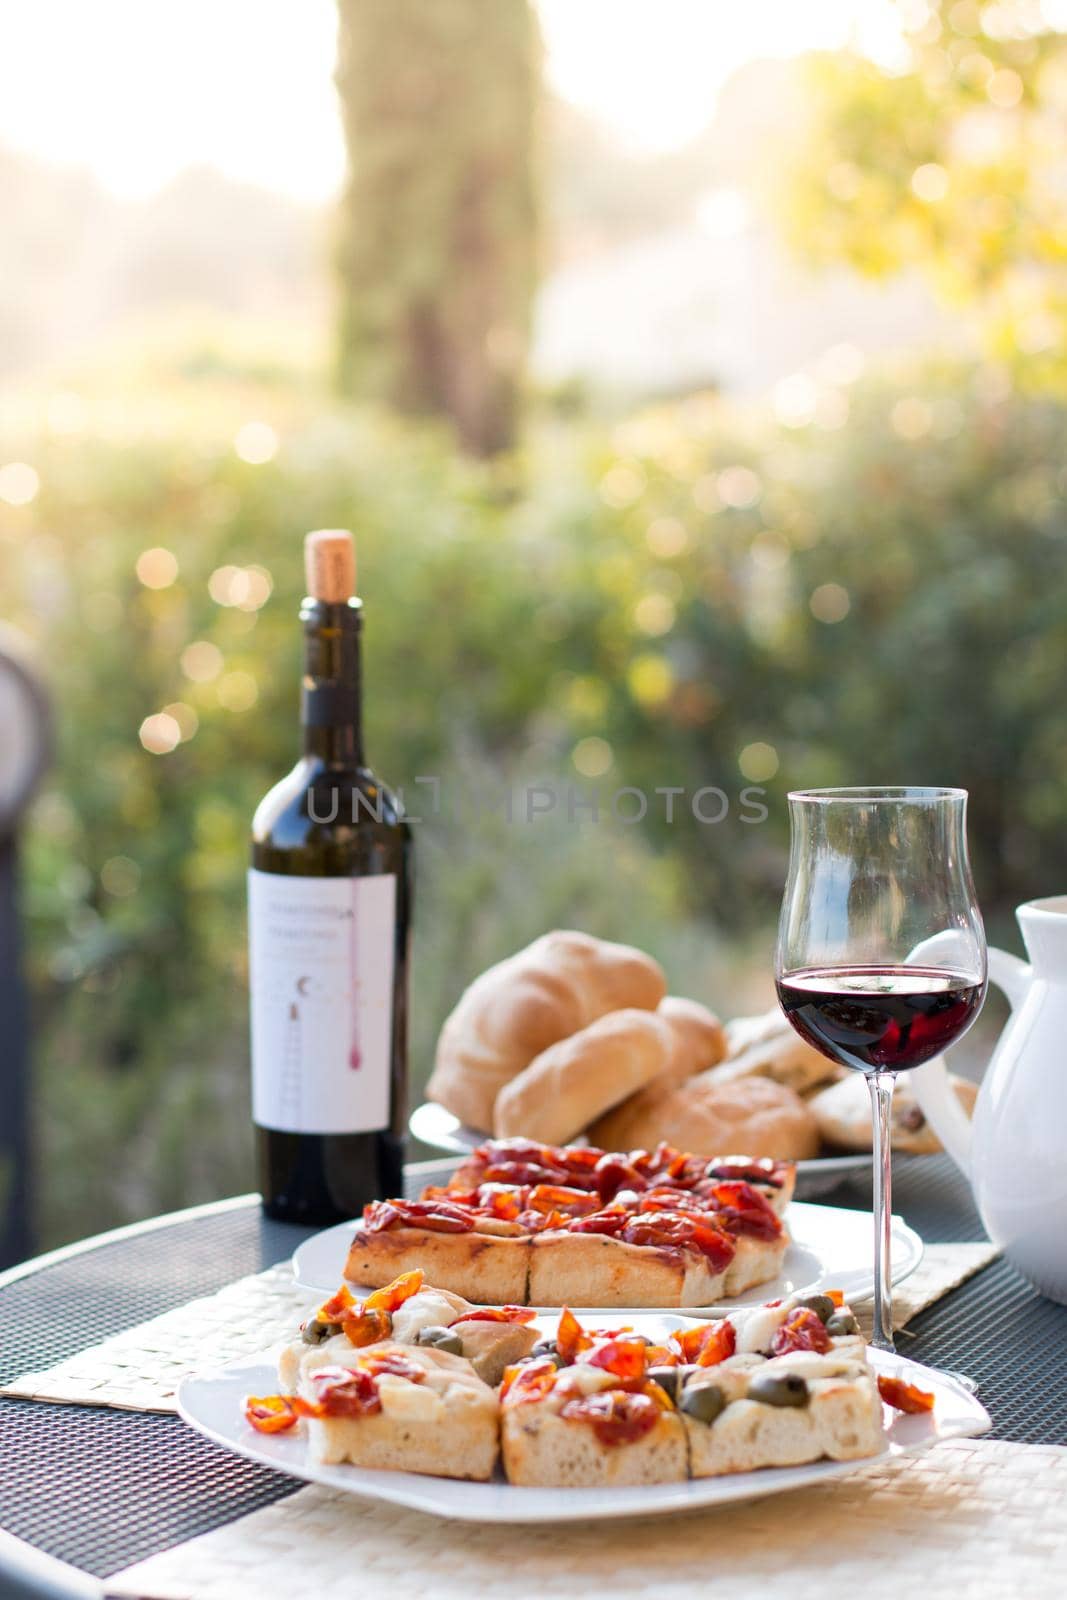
[
  {"left": 911, "top": 163, "right": 950, "bottom": 202},
  {"left": 716, "top": 465, "right": 762, "bottom": 509},
  {"left": 633, "top": 593, "right": 676, "bottom": 636},
  {"left": 100, "top": 856, "right": 141, "bottom": 897},
  {"left": 136, "top": 546, "right": 179, "bottom": 589},
  {"left": 738, "top": 741, "right": 779, "bottom": 782},
  {"left": 810, "top": 583, "right": 851, "bottom": 623},
  {"left": 139, "top": 712, "right": 182, "bottom": 754},
  {"left": 181, "top": 640, "right": 225, "bottom": 682},
  {"left": 0, "top": 462, "right": 40, "bottom": 505},
  {"left": 572, "top": 736, "right": 613, "bottom": 778},
  {"left": 628, "top": 653, "right": 674, "bottom": 705},
  {"left": 234, "top": 421, "right": 279, "bottom": 464},
  {"left": 645, "top": 517, "right": 690, "bottom": 558},
  {"left": 217, "top": 670, "right": 259, "bottom": 711},
  {"left": 163, "top": 701, "right": 199, "bottom": 741}
]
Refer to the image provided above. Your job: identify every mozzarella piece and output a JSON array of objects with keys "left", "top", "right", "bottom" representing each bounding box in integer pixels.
[
  {"left": 733, "top": 1303, "right": 791, "bottom": 1354},
  {"left": 553, "top": 1363, "right": 618, "bottom": 1398},
  {"left": 375, "top": 1374, "right": 446, "bottom": 1422},
  {"left": 390, "top": 1291, "right": 465, "bottom": 1344}
]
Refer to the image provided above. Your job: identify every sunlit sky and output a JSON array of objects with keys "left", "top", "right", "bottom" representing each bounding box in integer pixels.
[{"left": 0, "top": 0, "right": 905, "bottom": 203}]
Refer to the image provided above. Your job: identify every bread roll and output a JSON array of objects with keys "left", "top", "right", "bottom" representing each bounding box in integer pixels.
[
  {"left": 810, "top": 1069, "right": 978, "bottom": 1154},
  {"left": 656, "top": 996, "right": 727, "bottom": 1086},
  {"left": 426, "top": 931, "right": 666, "bottom": 1133},
  {"left": 493, "top": 1008, "right": 674, "bottom": 1144},
  {"left": 589, "top": 1069, "right": 820, "bottom": 1161},
  {"left": 719, "top": 1010, "right": 842, "bottom": 1095}
]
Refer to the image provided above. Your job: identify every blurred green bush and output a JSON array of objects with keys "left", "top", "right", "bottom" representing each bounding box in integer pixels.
[{"left": 3, "top": 355, "right": 1064, "bottom": 1243}]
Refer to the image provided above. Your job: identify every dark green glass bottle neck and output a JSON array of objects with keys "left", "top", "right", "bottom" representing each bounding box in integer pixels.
[{"left": 300, "top": 597, "right": 364, "bottom": 765}]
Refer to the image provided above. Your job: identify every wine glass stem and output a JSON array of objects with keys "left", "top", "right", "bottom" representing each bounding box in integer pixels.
[{"left": 868, "top": 1069, "right": 895, "bottom": 1353}]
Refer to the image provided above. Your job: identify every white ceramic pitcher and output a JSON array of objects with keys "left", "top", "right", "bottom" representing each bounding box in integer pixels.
[{"left": 913, "top": 894, "right": 1067, "bottom": 1303}]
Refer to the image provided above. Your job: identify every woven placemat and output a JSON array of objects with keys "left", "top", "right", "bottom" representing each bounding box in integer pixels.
[
  {"left": 0, "top": 1243, "right": 998, "bottom": 1414},
  {"left": 103, "top": 1438, "right": 1067, "bottom": 1600}
]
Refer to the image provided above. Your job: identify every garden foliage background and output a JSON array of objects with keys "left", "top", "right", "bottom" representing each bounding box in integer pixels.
[{"left": 2, "top": 0, "right": 1066, "bottom": 1245}]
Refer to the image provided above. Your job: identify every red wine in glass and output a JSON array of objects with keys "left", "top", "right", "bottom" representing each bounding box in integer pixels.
[{"left": 776, "top": 965, "right": 984, "bottom": 1074}]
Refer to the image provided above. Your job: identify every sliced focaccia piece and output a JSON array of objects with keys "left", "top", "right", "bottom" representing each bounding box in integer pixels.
[
  {"left": 681, "top": 1349, "right": 884, "bottom": 1476},
  {"left": 500, "top": 1314, "right": 687, "bottom": 1487},
  {"left": 293, "top": 1344, "right": 499, "bottom": 1479},
  {"left": 282, "top": 1273, "right": 538, "bottom": 1390},
  {"left": 670, "top": 1292, "right": 884, "bottom": 1477}
]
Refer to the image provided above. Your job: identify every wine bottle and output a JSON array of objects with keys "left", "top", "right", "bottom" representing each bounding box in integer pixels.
[{"left": 249, "top": 530, "right": 412, "bottom": 1224}]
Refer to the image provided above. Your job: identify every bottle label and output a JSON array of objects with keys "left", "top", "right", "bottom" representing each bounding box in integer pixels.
[{"left": 248, "top": 869, "right": 397, "bottom": 1134}]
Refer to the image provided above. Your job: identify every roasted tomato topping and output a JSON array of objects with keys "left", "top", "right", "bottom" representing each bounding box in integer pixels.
[
  {"left": 304, "top": 1365, "right": 382, "bottom": 1418},
  {"left": 567, "top": 1208, "right": 628, "bottom": 1237},
  {"left": 450, "top": 1306, "right": 537, "bottom": 1326},
  {"left": 556, "top": 1306, "right": 593, "bottom": 1364},
  {"left": 341, "top": 1306, "right": 393, "bottom": 1347},
  {"left": 878, "top": 1375, "right": 935, "bottom": 1413},
  {"left": 363, "top": 1198, "right": 475, "bottom": 1234},
  {"left": 585, "top": 1337, "right": 649, "bottom": 1384},
  {"left": 244, "top": 1395, "right": 299, "bottom": 1434},
  {"left": 705, "top": 1181, "right": 783, "bottom": 1241},
  {"left": 770, "top": 1307, "right": 833, "bottom": 1356},
  {"left": 358, "top": 1351, "right": 425, "bottom": 1382},
  {"left": 318, "top": 1285, "right": 357, "bottom": 1322},
  {"left": 559, "top": 1389, "right": 662, "bottom": 1446},
  {"left": 620, "top": 1212, "right": 737, "bottom": 1273},
  {"left": 671, "top": 1318, "right": 737, "bottom": 1367},
  {"left": 593, "top": 1155, "right": 649, "bottom": 1204},
  {"left": 705, "top": 1159, "right": 783, "bottom": 1189},
  {"left": 525, "top": 1184, "right": 600, "bottom": 1217},
  {"left": 364, "top": 1270, "right": 424, "bottom": 1314},
  {"left": 500, "top": 1358, "right": 559, "bottom": 1405},
  {"left": 475, "top": 1184, "right": 527, "bottom": 1221}
]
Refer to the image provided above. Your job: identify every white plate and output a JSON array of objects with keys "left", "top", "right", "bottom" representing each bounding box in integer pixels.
[
  {"left": 291, "top": 1200, "right": 924, "bottom": 1316},
  {"left": 178, "top": 1318, "right": 989, "bottom": 1524},
  {"left": 409, "top": 1101, "right": 874, "bottom": 1199}
]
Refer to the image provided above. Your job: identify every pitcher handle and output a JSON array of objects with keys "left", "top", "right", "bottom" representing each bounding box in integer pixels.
[{"left": 912, "top": 945, "right": 1031, "bottom": 1179}]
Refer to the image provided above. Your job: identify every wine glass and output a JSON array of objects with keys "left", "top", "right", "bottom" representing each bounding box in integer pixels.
[{"left": 775, "top": 787, "right": 987, "bottom": 1352}]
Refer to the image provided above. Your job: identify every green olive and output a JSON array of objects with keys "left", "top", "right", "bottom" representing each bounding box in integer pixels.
[
  {"left": 825, "top": 1310, "right": 860, "bottom": 1337},
  {"left": 680, "top": 1383, "right": 726, "bottom": 1425},
  {"left": 301, "top": 1318, "right": 342, "bottom": 1346},
  {"left": 793, "top": 1294, "right": 835, "bottom": 1324},
  {"left": 748, "top": 1372, "right": 810, "bottom": 1408},
  {"left": 415, "top": 1325, "right": 464, "bottom": 1354},
  {"left": 648, "top": 1366, "right": 680, "bottom": 1401}
]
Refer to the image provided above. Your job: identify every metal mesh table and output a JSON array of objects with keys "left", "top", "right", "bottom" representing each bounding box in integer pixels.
[{"left": 0, "top": 1157, "right": 1063, "bottom": 1599}]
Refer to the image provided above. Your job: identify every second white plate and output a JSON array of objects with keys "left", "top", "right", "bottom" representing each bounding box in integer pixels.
[{"left": 291, "top": 1199, "right": 923, "bottom": 1316}]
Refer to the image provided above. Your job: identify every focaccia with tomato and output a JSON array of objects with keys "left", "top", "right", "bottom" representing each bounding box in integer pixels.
[
  {"left": 499, "top": 1313, "right": 687, "bottom": 1487},
  {"left": 345, "top": 1140, "right": 793, "bottom": 1309},
  {"left": 294, "top": 1344, "right": 499, "bottom": 1479},
  {"left": 667, "top": 1293, "right": 884, "bottom": 1477}
]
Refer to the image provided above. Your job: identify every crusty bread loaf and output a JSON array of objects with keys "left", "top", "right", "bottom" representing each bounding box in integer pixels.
[
  {"left": 589, "top": 1069, "right": 820, "bottom": 1161},
  {"left": 810, "top": 1068, "right": 978, "bottom": 1154},
  {"left": 426, "top": 931, "right": 667, "bottom": 1133},
  {"left": 656, "top": 995, "right": 727, "bottom": 1085},
  {"left": 492, "top": 1008, "right": 674, "bottom": 1143},
  {"left": 719, "top": 1009, "right": 843, "bottom": 1095}
]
